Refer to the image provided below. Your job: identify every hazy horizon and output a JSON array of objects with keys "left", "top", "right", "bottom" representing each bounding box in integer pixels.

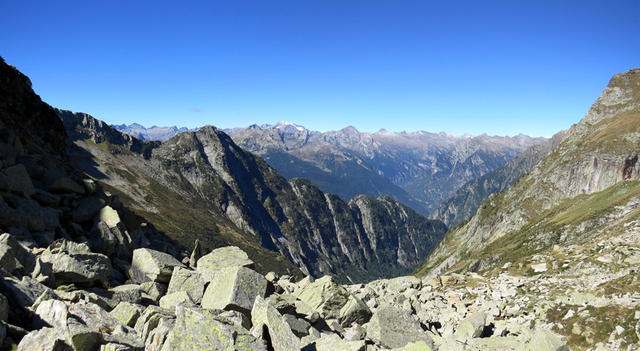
[
  {"left": 113, "top": 119, "right": 553, "bottom": 139},
  {"left": 2, "top": 1, "right": 638, "bottom": 137}
]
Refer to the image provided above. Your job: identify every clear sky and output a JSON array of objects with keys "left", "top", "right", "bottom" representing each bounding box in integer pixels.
[{"left": 1, "top": 1, "right": 638, "bottom": 136}]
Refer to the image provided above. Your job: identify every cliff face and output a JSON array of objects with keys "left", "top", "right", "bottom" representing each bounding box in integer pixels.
[
  {"left": 431, "top": 130, "right": 568, "bottom": 228},
  {"left": 61, "top": 112, "right": 446, "bottom": 283},
  {"left": 0, "top": 57, "right": 67, "bottom": 157},
  {"left": 229, "top": 123, "right": 544, "bottom": 215},
  {"left": 418, "top": 68, "right": 640, "bottom": 277}
]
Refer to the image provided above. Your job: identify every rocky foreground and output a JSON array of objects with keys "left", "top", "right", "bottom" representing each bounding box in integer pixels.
[{"left": 2, "top": 235, "right": 576, "bottom": 351}]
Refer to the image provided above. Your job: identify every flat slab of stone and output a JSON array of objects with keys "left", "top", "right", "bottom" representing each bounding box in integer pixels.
[
  {"left": 531, "top": 263, "right": 547, "bottom": 273},
  {"left": 110, "top": 301, "right": 144, "bottom": 327},
  {"left": 40, "top": 249, "right": 111, "bottom": 286},
  {"left": 196, "top": 246, "right": 254, "bottom": 281},
  {"left": 366, "top": 306, "right": 433, "bottom": 349},
  {"left": 129, "top": 248, "right": 185, "bottom": 283},
  {"left": 201, "top": 266, "right": 267, "bottom": 315},
  {"left": 160, "top": 306, "right": 264, "bottom": 351},
  {"left": 159, "top": 291, "right": 193, "bottom": 310}
]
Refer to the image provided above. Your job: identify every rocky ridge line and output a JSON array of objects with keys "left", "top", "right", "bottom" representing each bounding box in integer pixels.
[{"left": 60, "top": 109, "right": 447, "bottom": 283}]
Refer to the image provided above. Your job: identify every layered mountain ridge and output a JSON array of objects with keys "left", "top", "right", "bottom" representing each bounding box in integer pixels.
[
  {"left": 228, "top": 122, "right": 545, "bottom": 215},
  {"left": 430, "top": 130, "right": 569, "bottom": 227},
  {"left": 113, "top": 123, "right": 194, "bottom": 141},
  {"left": 61, "top": 110, "right": 446, "bottom": 283},
  {"left": 419, "top": 67, "right": 640, "bottom": 277}
]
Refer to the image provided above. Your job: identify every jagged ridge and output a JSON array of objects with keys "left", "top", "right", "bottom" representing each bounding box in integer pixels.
[{"left": 61, "top": 111, "right": 446, "bottom": 283}]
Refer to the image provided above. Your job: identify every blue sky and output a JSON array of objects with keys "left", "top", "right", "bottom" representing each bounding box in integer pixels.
[{"left": 1, "top": 1, "right": 638, "bottom": 136}]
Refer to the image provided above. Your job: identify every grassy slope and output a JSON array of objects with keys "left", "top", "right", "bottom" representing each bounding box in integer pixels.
[
  {"left": 415, "top": 105, "right": 640, "bottom": 277},
  {"left": 75, "top": 139, "right": 304, "bottom": 278}
]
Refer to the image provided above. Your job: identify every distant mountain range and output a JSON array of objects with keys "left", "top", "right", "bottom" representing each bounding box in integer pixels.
[
  {"left": 228, "top": 122, "right": 546, "bottom": 216},
  {"left": 113, "top": 123, "right": 195, "bottom": 141},
  {"left": 114, "top": 121, "right": 545, "bottom": 218}
]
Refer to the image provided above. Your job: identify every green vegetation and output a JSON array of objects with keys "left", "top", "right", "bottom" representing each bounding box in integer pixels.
[
  {"left": 476, "top": 181, "right": 640, "bottom": 274},
  {"left": 547, "top": 304, "right": 638, "bottom": 349}
]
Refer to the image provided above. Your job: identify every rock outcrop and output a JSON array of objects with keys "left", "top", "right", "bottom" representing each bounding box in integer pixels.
[{"left": 415, "top": 68, "right": 640, "bottom": 349}]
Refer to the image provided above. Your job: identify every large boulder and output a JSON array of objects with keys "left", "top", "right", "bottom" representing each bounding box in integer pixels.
[
  {"left": 526, "top": 329, "right": 569, "bottom": 351},
  {"left": 90, "top": 208, "right": 133, "bottom": 259},
  {"left": 196, "top": 246, "right": 254, "bottom": 281},
  {"left": 311, "top": 333, "right": 366, "bottom": 351},
  {"left": 250, "top": 296, "right": 300, "bottom": 351},
  {"left": 159, "top": 291, "right": 193, "bottom": 310},
  {"left": 166, "top": 266, "right": 206, "bottom": 304},
  {"left": 105, "top": 284, "right": 144, "bottom": 307},
  {"left": 293, "top": 275, "right": 371, "bottom": 327},
  {"left": 201, "top": 266, "right": 267, "bottom": 315},
  {"left": 67, "top": 301, "right": 122, "bottom": 330},
  {"left": 454, "top": 310, "right": 487, "bottom": 339},
  {"left": 34, "top": 299, "right": 69, "bottom": 328},
  {"left": 15, "top": 198, "right": 60, "bottom": 232},
  {"left": 160, "top": 306, "right": 265, "bottom": 351},
  {"left": 47, "top": 176, "right": 85, "bottom": 194},
  {"left": 0, "top": 274, "right": 50, "bottom": 323},
  {"left": 109, "top": 301, "right": 144, "bottom": 327},
  {"left": 39, "top": 239, "right": 111, "bottom": 285},
  {"left": 0, "top": 164, "right": 35, "bottom": 197},
  {"left": 128, "top": 248, "right": 184, "bottom": 283},
  {"left": 366, "top": 306, "right": 434, "bottom": 349},
  {"left": 65, "top": 301, "right": 143, "bottom": 350},
  {"left": 16, "top": 327, "right": 69, "bottom": 351},
  {"left": 0, "top": 233, "right": 35, "bottom": 275},
  {"left": 99, "top": 205, "right": 122, "bottom": 228}
]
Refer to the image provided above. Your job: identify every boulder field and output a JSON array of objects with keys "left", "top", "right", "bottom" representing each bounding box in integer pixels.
[{"left": 1, "top": 240, "right": 571, "bottom": 350}]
